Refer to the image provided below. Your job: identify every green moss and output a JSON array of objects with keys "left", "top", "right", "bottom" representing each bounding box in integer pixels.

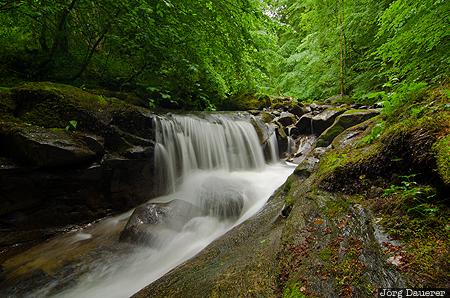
[
  {"left": 284, "top": 176, "right": 295, "bottom": 193},
  {"left": 282, "top": 282, "right": 307, "bottom": 298},
  {"left": 260, "top": 111, "right": 274, "bottom": 123},
  {"left": 50, "top": 127, "right": 66, "bottom": 133},
  {"left": 360, "top": 121, "right": 385, "bottom": 145},
  {"left": 318, "top": 247, "right": 332, "bottom": 261},
  {"left": 342, "top": 109, "right": 365, "bottom": 115},
  {"left": 317, "top": 152, "right": 349, "bottom": 177},
  {"left": 224, "top": 93, "right": 269, "bottom": 111},
  {"left": 323, "top": 197, "right": 351, "bottom": 218},
  {"left": 317, "top": 124, "right": 344, "bottom": 147},
  {"left": 10, "top": 82, "right": 134, "bottom": 128},
  {"left": 434, "top": 134, "right": 450, "bottom": 185}
]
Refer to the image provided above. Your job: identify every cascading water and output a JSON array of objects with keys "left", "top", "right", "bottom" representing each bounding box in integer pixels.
[
  {"left": 154, "top": 114, "right": 266, "bottom": 193},
  {"left": 266, "top": 124, "right": 279, "bottom": 163},
  {"left": 2, "top": 113, "right": 296, "bottom": 298}
]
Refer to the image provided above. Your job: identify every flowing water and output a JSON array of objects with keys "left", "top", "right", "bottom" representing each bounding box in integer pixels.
[{"left": 2, "top": 113, "right": 295, "bottom": 298}]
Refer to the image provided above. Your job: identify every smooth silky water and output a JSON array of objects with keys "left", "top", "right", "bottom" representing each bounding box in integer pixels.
[{"left": 6, "top": 114, "right": 296, "bottom": 298}]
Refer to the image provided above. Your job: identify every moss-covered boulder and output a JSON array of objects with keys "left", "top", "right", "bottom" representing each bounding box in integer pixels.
[
  {"left": 434, "top": 134, "right": 450, "bottom": 185},
  {"left": 316, "top": 109, "right": 380, "bottom": 147},
  {"left": 297, "top": 108, "right": 347, "bottom": 135},
  {"left": 0, "top": 122, "right": 102, "bottom": 167},
  {"left": 10, "top": 82, "right": 156, "bottom": 149},
  {"left": 0, "top": 82, "right": 161, "bottom": 241},
  {"left": 222, "top": 93, "right": 270, "bottom": 111},
  {"left": 260, "top": 111, "right": 274, "bottom": 123}
]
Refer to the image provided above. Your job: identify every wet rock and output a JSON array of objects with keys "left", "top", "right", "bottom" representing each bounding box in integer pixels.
[
  {"left": 296, "top": 113, "right": 314, "bottom": 135},
  {"left": 271, "top": 110, "right": 281, "bottom": 117},
  {"left": 292, "top": 135, "right": 317, "bottom": 163},
  {"left": 293, "top": 154, "right": 320, "bottom": 178},
  {"left": 247, "top": 110, "right": 261, "bottom": 116},
  {"left": 250, "top": 117, "right": 269, "bottom": 145},
  {"left": 119, "top": 199, "right": 202, "bottom": 245},
  {"left": 123, "top": 145, "right": 153, "bottom": 159},
  {"left": 274, "top": 112, "right": 297, "bottom": 127},
  {"left": 102, "top": 151, "right": 157, "bottom": 209},
  {"left": 110, "top": 108, "right": 155, "bottom": 140},
  {"left": 316, "top": 109, "right": 380, "bottom": 147},
  {"left": 260, "top": 111, "right": 274, "bottom": 123},
  {"left": 75, "top": 133, "right": 104, "bottom": 156},
  {"left": 288, "top": 104, "right": 308, "bottom": 118},
  {"left": 275, "top": 124, "right": 288, "bottom": 156},
  {"left": 296, "top": 108, "right": 346, "bottom": 135},
  {"left": 199, "top": 177, "right": 245, "bottom": 219},
  {"left": 0, "top": 123, "right": 100, "bottom": 168}
]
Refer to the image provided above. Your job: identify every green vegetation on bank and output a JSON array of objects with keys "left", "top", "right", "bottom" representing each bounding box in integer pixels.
[
  {"left": 0, "top": 0, "right": 276, "bottom": 109},
  {"left": 1, "top": 0, "right": 448, "bottom": 109},
  {"left": 273, "top": 0, "right": 449, "bottom": 102}
]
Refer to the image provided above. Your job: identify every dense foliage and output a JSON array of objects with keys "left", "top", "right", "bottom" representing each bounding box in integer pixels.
[
  {"left": 272, "top": 0, "right": 449, "bottom": 102},
  {"left": 0, "top": 0, "right": 448, "bottom": 108},
  {"left": 0, "top": 0, "right": 275, "bottom": 109}
]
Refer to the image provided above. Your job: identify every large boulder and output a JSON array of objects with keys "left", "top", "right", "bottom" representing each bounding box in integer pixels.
[
  {"left": 296, "top": 108, "right": 346, "bottom": 135},
  {"left": 316, "top": 109, "right": 380, "bottom": 147},
  {"left": 198, "top": 177, "right": 246, "bottom": 219},
  {"left": 102, "top": 149, "right": 157, "bottom": 208},
  {"left": 119, "top": 199, "right": 202, "bottom": 245},
  {"left": 10, "top": 82, "right": 156, "bottom": 151},
  {"left": 0, "top": 83, "right": 162, "bottom": 246},
  {"left": 0, "top": 146, "right": 158, "bottom": 232},
  {"left": 0, "top": 122, "right": 102, "bottom": 168}
]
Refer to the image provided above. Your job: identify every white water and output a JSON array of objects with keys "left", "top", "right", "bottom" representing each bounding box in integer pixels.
[
  {"left": 44, "top": 164, "right": 294, "bottom": 298},
  {"left": 18, "top": 113, "right": 296, "bottom": 298},
  {"left": 155, "top": 114, "right": 266, "bottom": 193}
]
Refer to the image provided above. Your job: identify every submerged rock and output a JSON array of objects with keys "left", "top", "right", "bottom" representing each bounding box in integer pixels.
[
  {"left": 119, "top": 199, "right": 202, "bottom": 246},
  {"left": 198, "top": 177, "right": 245, "bottom": 219}
]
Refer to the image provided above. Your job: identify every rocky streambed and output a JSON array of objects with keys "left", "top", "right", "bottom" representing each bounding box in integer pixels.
[{"left": 0, "top": 82, "right": 448, "bottom": 297}]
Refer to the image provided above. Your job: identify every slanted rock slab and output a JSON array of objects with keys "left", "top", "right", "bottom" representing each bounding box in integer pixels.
[{"left": 316, "top": 109, "right": 380, "bottom": 147}]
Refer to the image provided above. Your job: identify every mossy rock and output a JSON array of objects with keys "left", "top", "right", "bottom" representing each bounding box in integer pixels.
[
  {"left": 316, "top": 109, "right": 380, "bottom": 147},
  {"left": 223, "top": 93, "right": 270, "bottom": 111},
  {"left": 297, "top": 107, "right": 347, "bottom": 135},
  {"left": 434, "top": 134, "right": 450, "bottom": 185},
  {"left": 0, "top": 121, "right": 101, "bottom": 167},
  {"left": 320, "top": 112, "right": 447, "bottom": 193},
  {"left": 260, "top": 111, "right": 274, "bottom": 123},
  {"left": 11, "top": 82, "right": 124, "bottom": 129},
  {"left": 8, "top": 82, "right": 156, "bottom": 151}
]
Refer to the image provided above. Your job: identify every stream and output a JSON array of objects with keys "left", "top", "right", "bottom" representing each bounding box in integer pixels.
[{"left": 1, "top": 113, "right": 296, "bottom": 297}]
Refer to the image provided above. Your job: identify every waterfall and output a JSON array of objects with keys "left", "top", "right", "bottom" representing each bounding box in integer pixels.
[
  {"left": 266, "top": 127, "right": 279, "bottom": 163},
  {"left": 7, "top": 113, "right": 296, "bottom": 298},
  {"left": 154, "top": 114, "right": 268, "bottom": 194}
]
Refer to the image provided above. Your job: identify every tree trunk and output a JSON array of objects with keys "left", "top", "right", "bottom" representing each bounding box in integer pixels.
[
  {"left": 39, "top": 0, "right": 79, "bottom": 72},
  {"left": 338, "top": 0, "right": 346, "bottom": 97}
]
